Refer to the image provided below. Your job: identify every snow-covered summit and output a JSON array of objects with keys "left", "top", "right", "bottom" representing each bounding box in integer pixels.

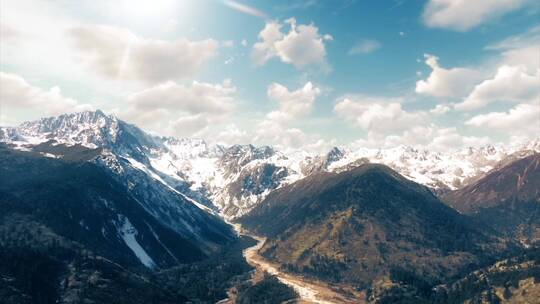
[{"left": 2, "top": 110, "right": 119, "bottom": 147}]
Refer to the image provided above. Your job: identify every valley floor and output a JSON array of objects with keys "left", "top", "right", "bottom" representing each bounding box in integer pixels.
[{"left": 231, "top": 224, "right": 364, "bottom": 304}]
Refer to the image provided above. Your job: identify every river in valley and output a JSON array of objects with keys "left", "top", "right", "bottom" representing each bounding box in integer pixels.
[{"left": 224, "top": 224, "right": 363, "bottom": 304}]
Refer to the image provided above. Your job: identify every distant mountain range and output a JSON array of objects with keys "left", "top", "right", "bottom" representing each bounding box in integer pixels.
[{"left": 2, "top": 110, "right": 539, "bottom": 220}]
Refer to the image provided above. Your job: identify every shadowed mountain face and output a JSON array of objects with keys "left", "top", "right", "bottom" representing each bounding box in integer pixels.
[
  {"left": 0, "top": 145, "right": 214, "bottom": 268},
  {"left": 443, "top": 154, "right": 540, "bottom": 245},
  {"left": 0, "top": 146, "right": 211, "bottom": 303},
  {"left": 0, "top": 145, "right": 259, "bottom": 303},
  {"left": 240, "top": 164, "right": 513, "bottom": 289}
]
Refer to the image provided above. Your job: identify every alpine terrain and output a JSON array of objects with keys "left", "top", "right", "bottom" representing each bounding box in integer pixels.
[
  {"left": 0, "top": 110, "right": 538, "bottom": 303},
  {"left": 2, "top": 1, "right": 538, "bottom": 302}
]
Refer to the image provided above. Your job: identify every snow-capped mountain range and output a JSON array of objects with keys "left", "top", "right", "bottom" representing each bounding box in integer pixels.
[{"left": 2, "top": 110, "right": 539, "bottom": 219}]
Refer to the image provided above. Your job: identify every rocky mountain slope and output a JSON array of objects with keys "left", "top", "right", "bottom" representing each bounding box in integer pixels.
[
  {"left": 239, "top": 164, "right": 515, "bottom": 293},
  {"left": 443, "top": 153, "right": 540, "bottom": 213},
  {"left": 0, "top": 143, "right": 268, "bottom": 303},
  {"left": 443, "top": 153, "right": 540, "bottom": 246},
  {"left": 0, "top": 145, "right": 204, "bottom": 303},
  {"left": 0, "top": 144, "right": 230, "bottom": 269}
]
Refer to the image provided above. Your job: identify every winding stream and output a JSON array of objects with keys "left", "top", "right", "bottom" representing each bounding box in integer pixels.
[{"left": 229, "top": 224, "right": 363, "bottom": 304}]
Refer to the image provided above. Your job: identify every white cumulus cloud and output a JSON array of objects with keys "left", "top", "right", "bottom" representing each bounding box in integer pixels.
[
  {"left": 266, "top": 81, "right": 320, "bottom": 121},
  {"left": 334, "top": 97, "right": 426, "bottom": 133},
  {"left": 415, "top": 54, "right": 483, "bottom": 98},
  {"left": 248, "top": 81, "right": 325, "bottom": 151},
  {"left": 168, "top": 115, "right": 211, "bottom": 138},
  {"left": 126, "top": 80, "right": 235, "bottom": 114},
  {"left": 423, "top": 0, "right": 530, "bottom": 31},
  {"left": 466, "top": 103, "right": 540, "bottom": 137},
  {"left": 334, "top": 95, "right": 491, "bottom": 151},
  {"left": 68, "top": 25, "right": 219, "bottom": 83},
  {"left": 456, "top": 65, "right": 540, "bottom": 111},
  {"left": 252, "top": 18, "right": 332, "bottom": 68},
  {"left": 121, "top": 80, "right": 236, "bottom": 137},
  {"left": 487, "top": 25, "right": 540, "bottom": 73},
  {"left": 0, "top": 72, "right": 92, "bottom": 125},
  {"left": 351, "top": 125, "right": 490, "bottom": 152}
]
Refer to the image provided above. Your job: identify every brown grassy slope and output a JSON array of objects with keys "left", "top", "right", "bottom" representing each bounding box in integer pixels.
[{"left": 241, "top": 164, "right": 514, "bottom": 288}]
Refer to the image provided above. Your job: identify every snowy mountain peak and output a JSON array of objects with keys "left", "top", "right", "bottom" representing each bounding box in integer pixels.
[
  {"left": 219, "top": 144, "right": 277, "bottom": 173},
  {"left": 20, "top": 110, "right": 116, "bottom": 132},
  {"left": 520, "top": 137, "right": 540, "bottom": 152},
  {"left": 161, "top": 137, "right": 221, "bottom": 159},
  {"left": 326, "top": 146, "right": 345, "bottom": 163},
  {"left": 4, "top": 110, "right": 120, "bottom": 148}
]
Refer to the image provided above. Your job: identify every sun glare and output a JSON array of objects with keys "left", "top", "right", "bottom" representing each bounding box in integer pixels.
[{"left": 123, "top": 0, "right": 177, "bottom": 18}]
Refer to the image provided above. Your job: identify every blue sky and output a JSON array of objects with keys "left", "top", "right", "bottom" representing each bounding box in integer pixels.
[{"left": 1, "top": 0, "right": 539, "bottom": 151}]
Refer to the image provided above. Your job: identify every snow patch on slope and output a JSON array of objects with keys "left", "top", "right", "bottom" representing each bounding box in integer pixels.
[
  {"left": 124, "top": 156, "right": 215, "bottom": 214},
  {"left": 116, "top": 215, "right": 156, "bottom": 268}
]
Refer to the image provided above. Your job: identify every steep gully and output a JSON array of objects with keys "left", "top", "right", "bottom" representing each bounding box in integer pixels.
[{"left": 218, "top": 224, "right": 363, "bottom": 304}]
